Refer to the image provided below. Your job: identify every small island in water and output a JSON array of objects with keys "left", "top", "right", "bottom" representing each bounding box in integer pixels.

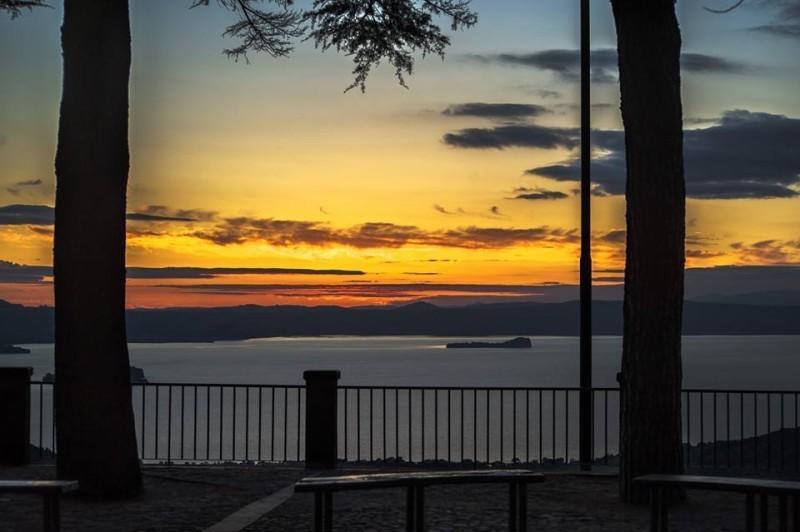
[
  {"left": 446, "top": 337, "right": 532, "bottom": 349},
  {"left": 0, "top": 344, "right": 31, "bottom": 354}
]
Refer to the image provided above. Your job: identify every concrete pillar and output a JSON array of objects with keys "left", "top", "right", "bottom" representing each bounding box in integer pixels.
[
  {"left": 0, "top": 367, "right": 33, "bottom": 465},
  {"left": 303, "top": 370, "right": 340, "bottom": 469}
]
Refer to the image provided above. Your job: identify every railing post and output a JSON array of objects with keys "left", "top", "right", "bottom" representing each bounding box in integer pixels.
[
  {"left": 0, "top": 367, "right": 33, "bottom": 465},
  {"left": 304, "top": 370, "right": 340, "bottom": 469}
]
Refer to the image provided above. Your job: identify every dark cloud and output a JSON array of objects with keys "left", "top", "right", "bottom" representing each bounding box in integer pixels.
[
  {"left": 191, "top": 217, "right": 578, "bottom": 249},
  {"left": 0, "top": 204, "right": 54, "bottom": 225},
  {"left": 126, "top": 266, "right": 365, "bottom": 278},
  {"left": 442, "top": 103, "right": 549, "bottom": 121},
  {"left": 523, "top": 110, "right": 800, "bottom": 199},
  {"left": 130, "top": 205, "right": 217, "bottom": 222},
  {"left": 489, "top": 206, "right": 503, "bottom": 216},
  {"left": 0, "top": 263, "right": 365, "bottom": 284},
  {"left": 443, "top": 124, "right": 579, "bottom": 150},
  {"left": 730, "top": 239, "right": 800, "bottom": 264},
  {"left": 511, "top": 187, "right": 568, "bottom": 201},
  {"left": 7, "top": 179, "right": 44, "bottom": 195},
  {"left": 0, "top": 204, "right": 218, "bottom": 226},
  {"left": 749, "top": 2, "right": 800, "bottom": 38},
  {"left": 467, "top": 49, "right": 745, "bottom": 81},
  {"left": 597, "top": 229, "right": 627, "bottom": 244},
  {"left": 126, "top": 213, "right": 196, "bottom": 222}
]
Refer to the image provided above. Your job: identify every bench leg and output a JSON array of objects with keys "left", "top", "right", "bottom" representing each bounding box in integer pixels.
[
  {"left": 43, "top": 494, "right": 60, "bottom": 532},
  {"left": 793, "top": 495, "right": 799, "bottom": 532},
  {"left": 324, "top": 492, "right": 333, "bottom": 532},
  {"left": 780, "top": 496, "right": 788, "bottom": 532},
  {"left": 415, "top": 485, "right": 425, "bottom": 532},
  {"left": 746, "top": 493, "right": 755, "bottom": 532},
  {"left": 314, "top": 492, "right": 323, "bottom": 532},
  {"left": 518, "top": 482, "right": 527, "bottom": 532},
  {"left": 761, "top": 494, "right": 769, "bottom": 532},
  {"left": 649, "top": 488, "right": 660, "bottom": 532},
  {"left": 659, "top": 489, "right": 669, "bottom": 532},
  {"left": 406, "top": 486, "right": 416, "bottom": 532},
  {"left": 509, "top": 482, "right": 517, "bottom": 532}
]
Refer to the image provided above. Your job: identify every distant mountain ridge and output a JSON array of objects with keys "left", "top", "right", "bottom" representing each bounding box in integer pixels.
[{"left": 0, "top": 299, "right": 797, "bottom": 344}]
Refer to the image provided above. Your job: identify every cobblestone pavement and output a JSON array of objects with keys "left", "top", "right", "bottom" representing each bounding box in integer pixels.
[
  {"left": 0, "top": 464, "right": 782, "bottom": 531},
  {"left": 0, "top": 464, "right": 306, "bottom": 532}
]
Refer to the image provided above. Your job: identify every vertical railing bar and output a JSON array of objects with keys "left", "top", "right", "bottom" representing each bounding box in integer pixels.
[
  {"left": 180, "top": 386, "right": 185, "bottom": 460},
  {"left": 297, "top": 387, "right": 302, "bottom": 461},
  {"left": 283, "top": 387, "right": 288, "bottom": 462},
  {"left": 767, "top": 393, "right": 772, "bottom": 471},
  {"left": 740, "top": 392, "right": 744, "bottom": 469},
  {"left": 686, "top": 392, "right": 691, "bottom": 467},
  {"left": 395, "top": 389, "right": 399, "bottom": 461},
  {"left": 245, "top": 387, "right": 250, "bottom": 462},
  {"left": 486, "top": 389, "right": 490, "bottom": 463},
  {"left": 434, "top": 389, "right": 439, "bottom": 461},
  {"left": 233, "top": 387, "right": 237, "bottom": 461},
  {"left": 38, "top": 383, "right": 43, "bottom": 459},
  {"left": 565, "top": 390, "right": 569, "bottom": 464},
  {"left": 500, "top": 390, "right": 504, "bottom": 463},
  {"left": 781, "top": 393, "right": 785, "bottom": 471},
  {"left": 421, "top": 389, "right": 426, "bottom": 463},
  {"left": 552, "top": 390, "right": 556, "bottom": 464},
  {"left": 271, "top": 387, "right": 276, "bottom": 462},
  {"left": 700, "top": 392, "right": 704, "bottom": 468},
  {"left": 381, "top": 388, "right": 386, "bottom": 460},
  {"left": 206, "top": 386, "right": 211, "bottom": 461},
  {"left": 526, "top": 390, "right": 530, "bottom": 464},
  {"left": 447, "top": 389, "right": 451, "bottom": 463},
  {"left": 513, "top": 390, "right": 517, "bottom": 463},
  {"left": 155, "top": 385, "right": 160, "bottom": 461},
  {"left": 726, "top": 392, "right": 731, "bottom": 469},
  {"left": 713, "top": 392, "right": 717, "bottom": 469},
  {"left": 473, "top": 389, "right": 477, "bottom": 463},
  {"left": 219, "top": 386, "right": 224, "bottom": 461},
  {"left": 357, "top": 389, "right": 361, "bottom": 461},
  {"left": 408, "top": 389, "right": 412, "bottom": 463},
  {"left": 539, "top": 389, "right": 543, "bottom": 465},
  {"left": 167, "top": 385, "right": 173, "bottom": 463},
  {"left": 604, "top": 390, "right": 609, "bottom": 465},
  {"left": 141, "top": 386, "right": 146, "bottom": 459},
  {"left": 258, "top": 387, "right": 263, "bottom": 462},
  {"left": 344, "top": 388, "right": 348, "bottom": 461},
  {"left": 193, "top": 385, "right": 198, "bottom": 461},
  {"left": 460, "top": 389, "right": 465, "bottom": 463},
  {"left": 795, "top": 393, "right": 799, "bottom": 474},
  {"left": 370, "top": 388, "right": 374, "bottom": 462},
  {"left": 754, "top": 392, "right": 758, "bottom": 470}
]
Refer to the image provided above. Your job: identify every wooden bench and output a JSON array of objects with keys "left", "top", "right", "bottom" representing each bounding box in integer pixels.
[
  {"left": 0, "top": 480, "right": 78, "bottom": 532},
  {"left": 636, "top": 474, "right": 800, "bottom": 532},
  {"left": 294, "top": 469, "right": 545, "bottom": 532}
]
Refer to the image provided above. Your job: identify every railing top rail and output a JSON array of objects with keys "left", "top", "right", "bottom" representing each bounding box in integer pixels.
[{"left": 27, "top": 381, "right": 800, "bottom": 394}]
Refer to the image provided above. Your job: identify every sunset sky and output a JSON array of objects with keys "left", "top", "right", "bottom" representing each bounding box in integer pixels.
[{"left": 1, "top": 0, "right": 798, "bottom": 308}]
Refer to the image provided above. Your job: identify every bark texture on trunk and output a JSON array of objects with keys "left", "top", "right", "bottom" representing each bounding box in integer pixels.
[
  {"left": 611, "top": 0, "right": 686, "bottom": 504},
  {"left": 54, "top": 0, "right": 141, "bottom": 496}
]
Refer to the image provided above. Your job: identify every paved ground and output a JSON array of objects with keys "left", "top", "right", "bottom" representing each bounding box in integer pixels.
[
  {"left": 0, "top": 464, "right": 306, "bottom": 532},
  {"left": 0, "top": 464, "right": 785, "bottom": 531}
]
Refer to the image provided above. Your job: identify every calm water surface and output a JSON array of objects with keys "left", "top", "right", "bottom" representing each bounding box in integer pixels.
[{"left": 3, "top": 335, "right": 798, "bottom": 389}]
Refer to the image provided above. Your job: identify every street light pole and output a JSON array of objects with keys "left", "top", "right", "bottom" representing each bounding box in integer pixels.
[{"left": 579, "top": 0, "right": 593, "bottom": 472}]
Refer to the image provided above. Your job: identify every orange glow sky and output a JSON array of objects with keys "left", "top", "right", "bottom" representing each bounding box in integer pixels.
[{"left": 1, "top": 1, "right": 798, "bottom": 308}]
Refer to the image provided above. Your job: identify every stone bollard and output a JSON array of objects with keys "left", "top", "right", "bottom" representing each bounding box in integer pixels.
[
  {"left": 0, "top": 367, "right": 33, "bottom": 465},
  {"left": 303, "top": 370, "right": 340, "bottom": 469}
]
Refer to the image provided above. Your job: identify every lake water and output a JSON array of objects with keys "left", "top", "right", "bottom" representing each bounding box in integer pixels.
[
  {"left": 3, "top": 335, "right": 799, "bottom": 389},
  {"left": 4, "top": 336, "right": 798, "bottom": 465}
]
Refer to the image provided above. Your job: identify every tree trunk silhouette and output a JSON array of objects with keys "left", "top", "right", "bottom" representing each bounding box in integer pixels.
[
  {"left": 54, "top": 0, "right": 141, "bottom": 496},
  {"left": 611, "top": 0, "right": 686, "bottom": 504}
]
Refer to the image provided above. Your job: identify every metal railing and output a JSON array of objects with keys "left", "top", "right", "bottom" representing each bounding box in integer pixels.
[{"left": 29, "top": 382, "right": 799, "bottom": 474}]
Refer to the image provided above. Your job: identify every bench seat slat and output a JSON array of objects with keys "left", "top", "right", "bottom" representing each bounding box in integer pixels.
[
  {"left": 635, "top": 475, "right": 800, "bottom": 495},
  {"left": 0, "top": 481, "right": 79, "bottom": 494},
  {"left": 295, "top": 470, "right": 544, "bottom": 493}
]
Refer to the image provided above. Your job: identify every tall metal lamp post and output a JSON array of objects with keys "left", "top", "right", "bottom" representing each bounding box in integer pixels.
[{"left": 578, "top": 0, "right": 593, "bottom": 472}]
